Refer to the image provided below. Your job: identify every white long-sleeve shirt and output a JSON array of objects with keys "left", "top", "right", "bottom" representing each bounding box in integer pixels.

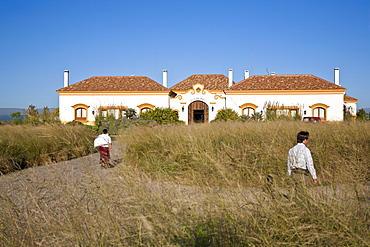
[
  {"left": 287, "top": 143, "right": 317, "bottom": 180},
  {"left": 99, "top": 133, "right": 112, "bottom": 147}
]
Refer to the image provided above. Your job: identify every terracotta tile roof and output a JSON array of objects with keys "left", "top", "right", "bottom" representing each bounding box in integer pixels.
[
  {"left": 344, "top": 95, "right": 358, "bottom": 102},
  {"left": 229, "top": 75, "right": 346, "bottom": 91},
  {"left": 170, "top": 74, "right": 233, "bottom": 91},
  {"left": 57, "top": 76, "right": 168, "bottom": 92}
]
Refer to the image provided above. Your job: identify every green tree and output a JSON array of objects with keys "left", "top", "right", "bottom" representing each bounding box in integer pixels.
[
  {"left": 40, "top": 107, "right": 60, "bottom": 123},
  {"left": 356, "top": 108, "right": 368, "bottom": 121},
  {"left": 10, "top": 112, "right": 23, "bottom": 124},
  {"left": 53, "top": 108, "right": 59, "bottom": 117},
  {"left": 213, "top": 108, "right": 239, "bottom": 121},
  {"left": 51, "top": 108, "right": 60, "bottom": 123},
  {"left": 140, "top": 107, "right": 181, "bottom": 125},
  {"left": 24, "top": 105, "right": 40, "bottom": 124},
  {"left": 124, "top": 108, "right": 137, "bottom": 119},
  {"left": 41, "top": 107, "right": 51, "bottom": 122}
]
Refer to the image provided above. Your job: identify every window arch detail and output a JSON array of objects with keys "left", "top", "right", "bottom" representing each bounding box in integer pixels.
[
  {"left": 309, "top": 103, "right": 329, "bottom": 120},
  {"left": 239, "top": 103, "right": 258, "bottom": 116},
  {"left": 138, "top": 103, "right": 155, "bottom": 113},
  {"left": 72, "top": 104, "right": 90, "bottom": 123}
]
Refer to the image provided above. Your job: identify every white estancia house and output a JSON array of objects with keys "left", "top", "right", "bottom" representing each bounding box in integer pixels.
[{"left": 56, "top": 68, "right": 358, "bottom": 125}]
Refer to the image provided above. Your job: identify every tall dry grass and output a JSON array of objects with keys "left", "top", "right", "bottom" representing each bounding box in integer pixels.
[
  {"left": 122, "top": 121, "right": 370, "bottom": 187},
  {"left": 0, "top": 121, "right": 369, "bottom": 246},
  {"left": 0, "top": 124, "right": 96, "bottom": 174}
]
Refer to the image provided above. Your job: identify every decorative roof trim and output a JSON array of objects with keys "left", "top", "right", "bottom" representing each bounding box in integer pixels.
[
  {"left": 344, "top": 95, "right": 358, "bottom": 103},
  {"left": 310, "top": 103, "right": 330, "bottom": 109},
  {"left": 72, "top": 104, "right": 90, "bottom": 109},
  {"left": 239, "top": 103, "right": 258, "bottom": 109},
  {"left": 137, "top": 103, "right": 155, "bottom": 109}
]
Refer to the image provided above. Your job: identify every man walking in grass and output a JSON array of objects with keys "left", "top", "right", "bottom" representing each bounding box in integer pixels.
[{"left": 287, "top": 131, "right": 318, "bottom": 186}]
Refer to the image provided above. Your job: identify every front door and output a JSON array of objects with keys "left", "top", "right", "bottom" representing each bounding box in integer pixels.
[{"left": 188, "top": 101, "right": 209, "bottom": 124}]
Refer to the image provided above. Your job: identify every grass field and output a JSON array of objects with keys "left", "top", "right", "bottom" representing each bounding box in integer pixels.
[
  {"left": 0, "top": 124, "right": 96, "bottom": 174},
  {"left": 0, "top": 121, "right": 369, "bottom": 246},
  {"left": 121, "top": 121, "right": 370, "bottom": 186}
]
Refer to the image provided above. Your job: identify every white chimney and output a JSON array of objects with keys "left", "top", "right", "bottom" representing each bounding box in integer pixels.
[
  {"left": 228, "top": 69, "right": 233, "bottom": 87},
  {"left": 244, "top": 70, "right": 250, "bottom": 79},
  {"left": 64, "top": 70, "right": 69, "bottom": 87},
  {"left": 162, "top": 69, "right": 168, "bottom": 88},
  {"left": 334, "top": 68, "right": 340, "bottom": 85}
]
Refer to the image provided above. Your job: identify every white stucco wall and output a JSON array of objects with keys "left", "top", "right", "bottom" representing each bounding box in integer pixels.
[
  {"left": 226, "top": 92, "right": 345, "bottom": 121},
  {"left": 344, "top": 102, "right": 357, "bottom": 116},
  {"left": 59, "top": 92, "right": 169, "bottom": 123}
]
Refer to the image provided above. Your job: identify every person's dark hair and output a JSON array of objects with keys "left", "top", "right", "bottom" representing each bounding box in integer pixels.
[
  {"left": 297, "top": 131, "right": 309, "bottom": 143},
  {"left": 103, "top": 129, "right": 108, "bottom": 134}
]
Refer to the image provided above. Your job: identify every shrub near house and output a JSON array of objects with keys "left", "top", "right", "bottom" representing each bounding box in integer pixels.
[
  {"left": 140, "top": 107, "right": 183, "bottom": 125},
  {"left": 212, "top": 108, "right": 239, "bottom": 121}
]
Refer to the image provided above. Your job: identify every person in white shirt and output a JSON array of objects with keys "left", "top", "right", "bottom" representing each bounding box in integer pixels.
[
  {"left": 98, "top": 129, "right": 113, "bottom": 168},
  {"left": 287, "top": 131, "right": 318, "bottom": 185}
]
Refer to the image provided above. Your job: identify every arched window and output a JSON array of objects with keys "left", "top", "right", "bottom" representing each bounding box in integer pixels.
[
  {"left": 138, "top": 103, "right": 155, "bottom": 114},
  {"left": 313, "top": 107, "right": 326, "bottom": 119},
  {"left": 243, "top": 107, "right": 255, "bottom": 117},
  {"left": 310, "top": 103, "right": 329, "bottom": 121},
  {"left": 76, "top": 108, "right": 86, "bottom": 119},
  {"left": 239, "top": 103, "right": 258, "bottom": 117},
  {"left": 72, "top": 104, "right": 89, "bottom": 123},
  {"left": 141, "top": 107, "right": 151, "bottom": 113}
]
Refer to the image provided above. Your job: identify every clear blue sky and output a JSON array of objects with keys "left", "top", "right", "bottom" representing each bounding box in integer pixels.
[{"left": 1, "top": 0, "right": 369, "bottom": 109}]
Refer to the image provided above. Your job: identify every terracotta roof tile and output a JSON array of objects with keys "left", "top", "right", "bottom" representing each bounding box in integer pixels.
[
  {"left": 344, "top": 95, "right": 358, "bottom": 102},
  {"left": 170, "top": 74, "right": 233, "bottom": 91},
  {"left": 57, "top": 76, "right": 168, "bottom": 92},
  {"left": 229, "top": 74, "right": 346, "bottom": 91}
]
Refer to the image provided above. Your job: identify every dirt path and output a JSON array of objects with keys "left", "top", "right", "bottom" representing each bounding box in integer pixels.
[{"left": 0, "top": 142, "right": 124, "bottom": 207}]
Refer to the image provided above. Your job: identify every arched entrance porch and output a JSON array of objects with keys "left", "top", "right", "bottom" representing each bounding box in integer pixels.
[{"left": 188, "top": 101, "right": 209, "bottom": 124}]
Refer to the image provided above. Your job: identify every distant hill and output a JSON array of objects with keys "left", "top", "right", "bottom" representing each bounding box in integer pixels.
[
  {"left": 0, "top": 108, "right": 56, "bottom": 121},
  {"left": 0, "top": 108, "right": 23, "bottom": 121}
]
